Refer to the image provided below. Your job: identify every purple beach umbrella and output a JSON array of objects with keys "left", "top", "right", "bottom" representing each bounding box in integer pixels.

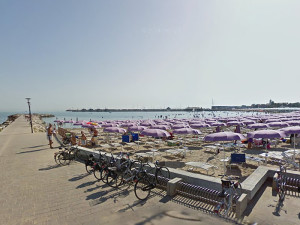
[
  {"left": 103, "top": 127, "right": 126, "bottom": 134},
  {"left": 247, "top": 130, "right": 286, "bottom": 139},
  {"left": 140, "top": 129, "right": 171, "bottom": 138},
  {"left": 173, "top": 128, "right": 201, "bottom": 135}
]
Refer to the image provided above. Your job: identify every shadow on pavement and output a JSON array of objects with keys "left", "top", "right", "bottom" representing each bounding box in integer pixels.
[
  {"left": 22, "top": 145, "right": 47, "bottom": 149},
  {"left": 243, "top": 181, "right": 269, "bottom": 217},
  {"left": 17, "top": 148, "right": 50, "bottom": 154},
  {"left": 39, "top": 164, "right": 61, "bottom": 171},
  {"left": 68, "top": 173, "right": 90, "bottom": 182},
  {"left": 88, "top": 188, "right": 132, "bottom": 205},
  {"left": 76, "top": 180, "right": 98, "bottom": 189}
]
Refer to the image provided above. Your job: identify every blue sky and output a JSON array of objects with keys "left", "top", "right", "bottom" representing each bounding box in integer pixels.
[{"left": 1, "top": 0, "right": 300, "bottom": 112}]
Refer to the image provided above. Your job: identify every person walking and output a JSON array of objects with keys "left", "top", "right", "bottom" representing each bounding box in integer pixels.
[{"left": 47, "top": 123, "right": 54, "bottom": 149}]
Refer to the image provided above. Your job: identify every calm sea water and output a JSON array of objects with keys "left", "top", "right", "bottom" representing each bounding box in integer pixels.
[{"left": 0, "top": 112, "right": 20, "bottom": 124}]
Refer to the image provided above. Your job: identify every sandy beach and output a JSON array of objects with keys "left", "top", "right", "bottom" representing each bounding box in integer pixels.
[{"left": 57, "top": 124, "right": 300, "bottom": 181}]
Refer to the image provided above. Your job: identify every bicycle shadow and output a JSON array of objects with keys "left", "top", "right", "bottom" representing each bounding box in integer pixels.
[
  {"left": 38, "top": 164, "right": 61, "bottom": 171},
  {"left": 88, "top": 188, "right": 133, "bottom": 206},
  {"left": 68, "top": 173, "right": 90, "bottom": 182}
]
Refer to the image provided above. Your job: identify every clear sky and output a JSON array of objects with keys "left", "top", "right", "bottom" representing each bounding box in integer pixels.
[{"left": 1, "top": 0, "right": 300, "bottom": 112}]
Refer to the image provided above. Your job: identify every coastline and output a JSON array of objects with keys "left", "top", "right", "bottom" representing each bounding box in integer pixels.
[{"left": 0, "top": 113, "right": 54, "bottom": 133}]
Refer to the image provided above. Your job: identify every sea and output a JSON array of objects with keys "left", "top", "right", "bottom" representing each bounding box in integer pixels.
[
  {"left": 0, "top": 110, "right": 269, "bottom": 128},
  {"left": 39, "top": 110, "right": 266, "bottom": 128}
]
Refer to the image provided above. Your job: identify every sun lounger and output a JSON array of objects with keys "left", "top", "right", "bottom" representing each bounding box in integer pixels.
[{"left": 185, "top": 162, "right": 217, "bottom": 175}]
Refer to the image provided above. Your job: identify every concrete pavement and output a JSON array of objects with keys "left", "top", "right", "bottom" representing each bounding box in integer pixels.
[{"left": 0, "top": 116, "right": 233, "bottom": 225}]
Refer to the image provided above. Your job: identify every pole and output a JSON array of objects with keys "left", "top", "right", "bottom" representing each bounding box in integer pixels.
[{"left": 26, "top": 98, "right": 33, "bottom": 133}]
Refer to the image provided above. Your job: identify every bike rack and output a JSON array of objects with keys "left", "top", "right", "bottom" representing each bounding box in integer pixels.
[
  {"left": 285, "top": 177, "right": 300, "bottom": 194},
  {"left": 175, "top": 181, "right": 240, "bottom": 214}
]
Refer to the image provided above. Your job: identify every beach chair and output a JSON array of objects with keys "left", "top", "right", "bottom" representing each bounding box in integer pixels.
[
  {"left": 228, "top": 153, "right": 246, "bottom": 169},
  {"left": 185, "top": 162, "right": 218, "bottom": 175}
]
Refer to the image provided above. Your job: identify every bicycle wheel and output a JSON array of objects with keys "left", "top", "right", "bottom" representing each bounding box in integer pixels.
[
  {"left": 54, "top": 152, "right": 60, "bottom": 165},
  {"left": 106, "top": 171, "right": 122, "bottom": 188},
  {"left": 156, "top": 167, "right": 170, "bottom": 179},
  {"left": 134, "top": 177, "right": 151, "bottom": 200},
  {"left": 85, "top": 161, "right": 94, "bottom": 174},
  {"left": 58, "top": 152, "right": 69, "bottom": 166},
  {"left": 100, "top": 168, "right": 109, "bottom": 183},
  {"left": 93, "top": 164, "right": 102, "bottom": 181}
]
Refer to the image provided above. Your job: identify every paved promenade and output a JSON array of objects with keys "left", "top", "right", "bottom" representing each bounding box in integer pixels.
[{"left": 0, "top": 116, "right": 233, "bottom": 225}]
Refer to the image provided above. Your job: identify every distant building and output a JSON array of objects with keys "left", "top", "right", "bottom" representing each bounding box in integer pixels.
[{"left": 211, "top": 106, "right": 240, "bottom": 110}]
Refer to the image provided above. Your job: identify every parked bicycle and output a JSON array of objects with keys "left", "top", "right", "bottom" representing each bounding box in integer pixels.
[
  {"left": 214, "top": 175, "right": 242, "bottom": 216},
  {"left": 134, "top": 160, "right": 170, "bottom": 200},
  {"left": 274, "top": 163, "right": 287, "bottom": 202}
]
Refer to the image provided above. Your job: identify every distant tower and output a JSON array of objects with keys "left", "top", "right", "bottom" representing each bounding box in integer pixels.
[{"left": 212, "top": 98, "right": 214, "bottom": 106}]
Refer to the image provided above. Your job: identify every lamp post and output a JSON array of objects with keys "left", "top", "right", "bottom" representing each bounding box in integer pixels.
[{"left": 25, "top": 98, "right": 33, "bottom": 133}]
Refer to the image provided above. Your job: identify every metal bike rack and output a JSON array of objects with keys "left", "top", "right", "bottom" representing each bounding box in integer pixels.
[
  {"left": 285, "top": 177, "right": 300, "bottom": 193},
  {"left": 175, "top": 181, "right": 240, "bottom": 212}
]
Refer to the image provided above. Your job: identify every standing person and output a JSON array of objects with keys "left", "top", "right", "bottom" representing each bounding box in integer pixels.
[
  {"left": 80, "top": 131, "right": 87, "bottom": 146},
  {"left": 91, "top": 128, "right": 98, "bottom": 146},
  {"left": 47, "top": 123, "right": 54, "bottom": 149}
]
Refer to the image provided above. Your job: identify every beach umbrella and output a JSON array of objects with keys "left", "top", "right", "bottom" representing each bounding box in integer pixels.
[
  {"left": 151, "top": 125, "right": 171, "bottom": 130},
  {"left": 287, "top": 121, "right": 300, "bottom": 126},
  {"left": 211, "top": 122, "right": 226, "bottom": 127},
  {"left": 204, "top": 132, "right": 246, "bottom": 173},
  {"left": 103, "top": 127, "right": 126, "bottom": 134},
  {"left": 279, "top": 126, "right": 300, "bottom": 160},
  {"left": 267, "top": 122, "right": 289, "bottom": 128},
  {"left": 240, "top": 120, "right": 256, "bottom": 125},
  {"left": 172, "top": 128, "right": 201, "bottom": 135},
  {"left": 140, "top": 121, "right": 156, "bottom": 126},
  {"left": 120, "top": 122, "right": 136, "bottom": 128},
  {"left": 247, "top": 123, "right": 270, "bottom": 129},
  {"left": 227, "top": 121, "right": 244, "bottom": 126},
  {"left": 127, "top": 125, "right": 148, "bottom": 132},
  {"left": 102, "top": 123, "right": 119, "bottom": 127},
  {"left": 190, "top": 123, "right": 211, "bottom": 129},
  {"left": 140, "top": 129, "right": 171, "bottom": 138},
  {"left": 247, "top": 130, "right": 286, "bottom": 139},
  {"left": 171, "top": 124, "right": 190, "bottom": 129}
]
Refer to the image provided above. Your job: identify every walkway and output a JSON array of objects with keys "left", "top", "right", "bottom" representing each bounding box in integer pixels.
[{"left": 0, "top": 116, "right": 232, "bottom": 225}]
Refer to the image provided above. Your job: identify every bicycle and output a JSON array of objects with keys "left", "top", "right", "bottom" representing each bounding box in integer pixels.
[
  {"left": 213, "top": 175, "right": 242, "bottom": 216},
  {"left": 274, "top": 163, "right": 287, "bottom": 202},
  {"left": 116, "top": 155, "right": 152, "bottom": 189},
  {"left": 134, "top": 160, "right": 170, "bottom": 200}
]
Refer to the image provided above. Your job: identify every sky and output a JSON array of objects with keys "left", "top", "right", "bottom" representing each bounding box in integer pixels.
[{"left": 1, "top": 0, "right": 300, "bottom": 112}]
